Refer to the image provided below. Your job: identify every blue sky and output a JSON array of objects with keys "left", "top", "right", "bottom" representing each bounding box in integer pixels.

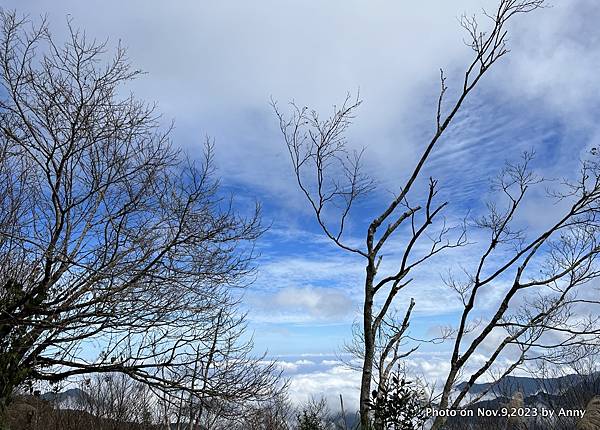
[{"left": 5, "top": 0, "right": 600, "bottom": 408}]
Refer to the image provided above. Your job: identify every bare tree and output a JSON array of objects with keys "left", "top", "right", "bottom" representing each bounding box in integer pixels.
[
  {"left": 0, "top": 10, "right": 282, "bottom": 428},
  {"left": 433, "top": 153, "right": 600, "bottom": 429},
  {"left": 76, "top": 373, "right": 155, "bottom": 429},
  {"left": 230, "top": 393, "right": 293, "bottom": 430},
  {"left": 155, "top": 308, "right": 286, "bottom": 430},
  {"left": 271, "top": 1, "right": 600, "bottom": 429}
]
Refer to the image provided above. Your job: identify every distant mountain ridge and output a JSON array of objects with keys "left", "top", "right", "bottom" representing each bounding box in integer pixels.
[
  {"left": 445, "top": 372, "right": 600, "bottom": 429},
  {"left": 40, "top": 388, "right": 88, "bottom": 405},
  {"left": 456, "top": 372, "right": 600, "bottom": 398}
]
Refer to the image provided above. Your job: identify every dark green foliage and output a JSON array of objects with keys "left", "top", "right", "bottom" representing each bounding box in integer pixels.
[
  {"left": 295, "top": 397, "right": 333, "bottom": 430},
  {"left": 370, "top": 377, "right": 426, "bottom": 430},
  {"left": 297, "top": 410, "right": 326, "bottom": 430}
]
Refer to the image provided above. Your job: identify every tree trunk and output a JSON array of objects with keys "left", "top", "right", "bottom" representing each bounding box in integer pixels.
[
  {"left": 430, "top": 417, "right": 447, "bottom": 430},
  {"left": 359, "top": 267, "right": 375, "bottom": 429},
  {"left": 0, "top": 394, "right": 10, "bottom": 430},
  {"left": 359, "top": 333, "right": 374, "bottom": 429},
  {"left": 430, "top": 368, "right": 459, "bottom": 430},
  {"left": 0, "top": 352, "right": 30, "bottom": 430}
]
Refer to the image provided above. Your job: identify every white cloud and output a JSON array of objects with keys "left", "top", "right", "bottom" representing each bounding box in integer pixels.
[
  {"left": 295, "top": 359, "right": 316, "bottom": 366},
  {"left": 273, "top": 287, "right": 353, "bottom": 319},
  {"left": 3, "top": 0, "right": 556, "bottom": 197},
  {"left": 7, "top": 1, "right": 598, "bottom": 212},
  {"left": 248, "top": 285, "right": 356, "bottom": 323},
  {"left": 288, "top": 365, "right": 361, "bottom": 411}
]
